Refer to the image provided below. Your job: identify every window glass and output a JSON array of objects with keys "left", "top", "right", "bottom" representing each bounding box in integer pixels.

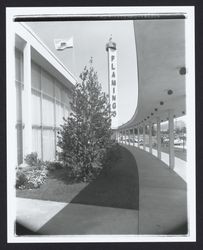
[
  {"left": 32, "top": 129, "right": 42, "bottom": 159},
  {"left": 41, "top": 70, "right": 54, "bottom": 97},
  {"left": 31, "top": 62, "right": 41, "bottom": 90},
  {"left": 55, "top": 81, "right": 62, "bottom": 102},
  {"left": 42, "top": 96, "right": 54, "bottom": 126},
  {"left": 43, "top": 129, "right": 55, "bottom": 161},
  {"left": 32, "top": 91, "right": 41, "bottom": 125},
  {"left": 56, "top": 102, "right": 64, "bottom": 127}
]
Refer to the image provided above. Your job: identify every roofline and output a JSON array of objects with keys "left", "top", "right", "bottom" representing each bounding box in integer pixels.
[{"left": 19, "top": 22, "right": 78, "bottom": 84}]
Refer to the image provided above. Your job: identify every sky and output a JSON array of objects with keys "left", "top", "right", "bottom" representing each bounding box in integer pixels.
[{"left": 26, "top": 20, "right": 138, "bottom": 127}]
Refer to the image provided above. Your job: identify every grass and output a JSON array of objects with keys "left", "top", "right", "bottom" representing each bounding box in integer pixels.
[
  {"left": 160, "top": 146, "right": 187, "bottom": 161},
  {"left": 144, "top": 143, "right": 187, "bottom": 161},
  {"left": 16, "top": 145, "right": 139, "bottom": 210},
  {"left": 16, "top": 169, "right": 88, "bottom": 203}
]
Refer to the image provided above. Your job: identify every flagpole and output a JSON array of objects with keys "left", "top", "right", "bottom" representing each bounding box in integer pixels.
[
  {"left": 54, "top": 37, "right": 76, "bottom": 78},
  {"left": 72, "top": 42, "right": 77, "bottom": 78}
]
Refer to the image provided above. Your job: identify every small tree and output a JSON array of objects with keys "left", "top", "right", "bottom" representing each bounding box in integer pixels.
[{"left": 57, "top": 62, "right": 114, "bottom": 181}]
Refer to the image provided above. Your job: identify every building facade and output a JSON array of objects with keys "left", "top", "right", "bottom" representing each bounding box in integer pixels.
[{"left": 11, "top": 23, "right": 77, "bottom": 166}]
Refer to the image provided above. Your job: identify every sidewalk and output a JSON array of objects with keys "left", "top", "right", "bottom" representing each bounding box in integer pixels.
[
  {"left": 16, "top": 145, "right": 187, "bottom": 235},
  {"left": 128, "top": 142, "right": 187, "bottom": 182},
  {"left": 124, "top": 145, "right": 187, "bottom": 234},
  {"left": 16, "top": 146, "right": 139, "bottom": 235}
]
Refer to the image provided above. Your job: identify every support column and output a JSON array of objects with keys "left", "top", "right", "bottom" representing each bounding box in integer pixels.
[
  {"left": 22, "top": 42, "right": 32, "bottom": 159},
  {"left": 128, "top": 130, "right": 130, "bottom": 145},
  {"left": 133, "top": 128, "right": 135, "bottom": 147},
  {"left": 169, "top": 110, "right": 175, "bottom": 169},
  {"left": 125, "top": 130, "right": 127, "bottom": 145},
  {"left": 7, "top": 23, "right": 17, "bottom": 167},
  {"left": 143, "top": 123, "right": 146, "bottom": 150},
  {"left": 149, "top": 121, "right": 152, "bottom": 154},
  {"left": 157, "top": 116, "right": 161, "bottom": 159},
  {"left": 138, "top": 127, "right": 140, "bottom": 148},
  {"left": 129, "top": 129, "right": 131, "bottom": 146}
]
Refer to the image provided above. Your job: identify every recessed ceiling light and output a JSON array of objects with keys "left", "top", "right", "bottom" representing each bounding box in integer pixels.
[
  {"left": 179, "top": 67, "right": 186, "bottom": 75},
  {"left": 167, "top": 89, "right": 173, "bottom": 95}
]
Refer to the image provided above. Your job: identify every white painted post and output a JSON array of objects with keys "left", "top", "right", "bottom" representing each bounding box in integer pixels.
[
  {"left": 129, "top": 129, "right": 131, "bottom": 146},
  {"left": 125, "top": 130, "right": 127, "bottom": 145},
  {"left": 157, "top": 116, "right": 161, "bottom": 159},
  {"left": 22, "top": 42, "right": 32, "bottom": 158},
  {"left": 133, "top": 128, "right": 135, "bottom": 147},
  {"left": 138, "top": 127, "right": 140, "bottom": 148},
  {"left": 143, "top": 123, "right": 146, "bottom": 150},
  {"left": 7, "top": 22, "right": 17, "bottom": 167},
  {"left": 169, "top": 110, "right": 175, "bottom": 169},
  {"left": 128, "top": 130, "right": 130, "bottom": 145},
  {"left": 149, "top": 121, "right": 152, "bottom": 154}
]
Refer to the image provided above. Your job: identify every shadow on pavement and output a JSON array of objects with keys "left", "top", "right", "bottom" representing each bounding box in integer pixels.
[{"left": 70, "top": 145, "right": 139, "bottom": 210}]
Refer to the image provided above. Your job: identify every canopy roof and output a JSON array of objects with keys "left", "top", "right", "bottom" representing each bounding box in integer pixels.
[{"left": 119, "top": 19, "right": 186, "bottom": 129}]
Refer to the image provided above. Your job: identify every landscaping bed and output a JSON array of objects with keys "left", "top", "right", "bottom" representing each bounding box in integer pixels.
[
  {"left": 16, "top": 168, "right": 88, "bottom": 203},
  {"left": 16, "top": 146, "right": 139, "bottom": 210}
]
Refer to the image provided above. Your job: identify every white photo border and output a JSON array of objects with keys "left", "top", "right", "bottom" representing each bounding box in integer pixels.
[{"left": 6, "top": 6, "right": 195, "bottom": 243}]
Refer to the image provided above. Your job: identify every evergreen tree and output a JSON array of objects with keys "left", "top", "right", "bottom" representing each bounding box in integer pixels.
[{"left": 57, "top": 61, "right": 114, "bottom": 182}]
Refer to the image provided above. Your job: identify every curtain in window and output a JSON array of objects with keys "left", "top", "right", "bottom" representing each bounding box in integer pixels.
[
  {"left": 41, "top": 70, "right": 54, "bottom": 97},
  {"left": 32, "top": 129, "right": 42, "bottom": 159},
  {"left": 42, "top": 96, "right": 54, "bottom": 126},
  {"left": 32, "top": 91, "right": 41, "bottom": 125},
  {"left": 56, "top": 102, "right": 64, "bottom": 127},
  {"left": 43, "top": 129, "right": 55, "bottom": 161},
  {"left": 31, "top": 62, "right": 41, "bottom": 90},
  {"left": 55, "top": 82, "right": 62, "bottom": 102}
]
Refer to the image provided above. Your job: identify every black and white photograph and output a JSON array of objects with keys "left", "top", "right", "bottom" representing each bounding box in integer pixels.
[{"left": 6, "top": 6, "right": 195, "bottom": 242}]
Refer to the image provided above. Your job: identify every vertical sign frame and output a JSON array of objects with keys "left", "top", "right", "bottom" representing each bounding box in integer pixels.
[{"left": 106, "top": 39, "right": 118, "bottom": 129}]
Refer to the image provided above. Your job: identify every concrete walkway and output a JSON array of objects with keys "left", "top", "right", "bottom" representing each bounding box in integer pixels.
[
  {"left": 123, "top": 145, "right": 187, "bottom": 234},
  {"left": 16, "top": 198, "right": 138, "bottom": 234},
  {"left": 128, "top": 142, "right": 187, "bottom": 182},
  {"left": 16, "top": 145, "right": 187, "bottom": 235},
  {"left": 16, "top": 198, "right": 67, "bottom": 232},
  {"left": 38, "top": 203, "right": 138, "bottom": 235}
]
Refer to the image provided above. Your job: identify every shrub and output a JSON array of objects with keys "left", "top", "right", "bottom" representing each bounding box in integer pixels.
[
  {"left": 25, "top": 168, "right": 48, "bottom": 189},
  {"left": 57, "top": 63, "right": 115, "bottom": 182},
  {"left": 16, "top": 167, "right": 48, "bottom": 190},
  {"left": 24, "top": 152, "right": 43, "bottom": 168},
  {"left": 45, "top": 161, "right": 63, "bottom": 171},
  {"left": 16, "top": 170, "right": 27, "bottom": 188},
  {"left": 100, "top": 143, "right": 121, "bottom": 174}
]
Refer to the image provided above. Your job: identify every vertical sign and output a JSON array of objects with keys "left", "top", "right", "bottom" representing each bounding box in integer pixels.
[{"left": 108, "top": 48, "right": 118, "bottom": 129}]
